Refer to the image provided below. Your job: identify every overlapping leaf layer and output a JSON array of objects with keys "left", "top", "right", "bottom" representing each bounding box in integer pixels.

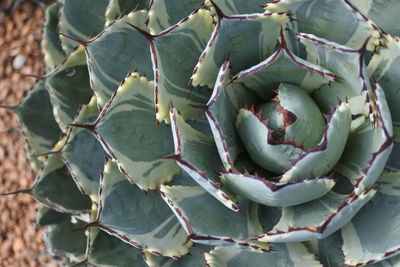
[{"left": 3, "top": 0, "right": 400, "bottom": 266}]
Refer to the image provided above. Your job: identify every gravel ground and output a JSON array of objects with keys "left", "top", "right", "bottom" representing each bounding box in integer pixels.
[{"left": 0, "top": 2, "right": 58, "bottom": 266}]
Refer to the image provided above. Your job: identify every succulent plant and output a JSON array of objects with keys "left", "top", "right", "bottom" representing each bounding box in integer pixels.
[{"left": 2, "top": 0, "right": 400, "bottom": 266}]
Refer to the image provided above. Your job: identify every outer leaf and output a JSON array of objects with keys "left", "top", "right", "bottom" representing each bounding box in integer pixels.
[
  {"left": 298, "top": 33, "right": 370, "bottom": 115},
  {"left": 208, "top": 0, "right": 266, "bottom": 15},
  {"left": 159, "top": 184, "right": 269, "bottom": 252},
  {"left": 257, "top": 188, "right": 376, "bottom": 242},
  {"left": 233, "top": 36, "right": 336, "bottom": 95},
  {"left": 144, "top": 244, "right": 211, "bottom": 267},
  {"left": 147, "top": 0, "right": 203, "bottom": 34},
  {"left": 36, "top": 206, "right": 69, "bottom": 227},
  {"left": 86, "top": 10, "right": 152, "bottom": 107},
  {"left": 386, "top": 142, "right": 400, "bottom": 172},
  {"left": 335, "top": 84, "right": 393, "bottom": 192},
  {"left": 87, "top": 230, "right": 147, "bottom": 267},
  {"left": 151, "top": 9, "right": 214, "bottom": 122},
  {"left": 342, "top": 172, "right": 400, "bottom": 266},
  {"left": 62, "top": 97, "right": 107, "bottom": 197},
  {"left": 205, "top": 60, "right": 260, "bottom": 170},
  {"left": 352, "top": 0, "right": 400, "bottom": 36},
  {"left": 368, "top": 35, "right": 400, "bottom": 145},
  {"left": 222, "top": 171, "right": 335, "bottom": 207},
  {"left": 44, "top": 215, "right": 88, "bottom": 263},
  {"left": 59, "top": 0, "right": 108, "bottom": 54},
  {"left": 14, "top": 81, "right": 61, "bottom": 158},
  {"left": 31, "top": 154, "right": 92, "bottom": 213},
  {"left": 170, "top": 108, "right": 239, "bottom": 211},
  {"left": 105, "top": 0, "right": 150, "bottom": 22},
  {"left": 93, "top": 73, "right": 180, "bottom": 190},
  {"left": 191, "top": 10, "right": 289, "bottom": 88},
  {"left": 41, "top": 2, "right": 65, "bottom": 69},
  {"left": 205, "top": 243, "right": 322, "bottom": 267},
  {"left": 313, "top": 231, "right": 345, "bottom": 267},
  {"left": 264, "top": 0, "right": 381, "bottom": 50},
  {"left": 366, "top": 255, "right": 400, "bottom": 267},
  {"left": 96, "top": 160, "right": 191, "bottom": 257},
  {"left": 46, "top": 46, "right": 93, "bottom": 131}
]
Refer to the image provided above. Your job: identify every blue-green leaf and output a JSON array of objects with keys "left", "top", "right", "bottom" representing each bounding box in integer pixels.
[
  {"left": 96, "top": 160, "right": 191, "bottom": 257},
  {"left": 160, "top": 184, "right": 269, "bottom": 252},
  {"left": 205, "top": 243, "right": 322, "bottom": 267},
  {"left": 342, "top": 172, "right": 400, "bottom": 266},
  {"left": 93, "top": 73, "right": 180, "bottom": 190}
]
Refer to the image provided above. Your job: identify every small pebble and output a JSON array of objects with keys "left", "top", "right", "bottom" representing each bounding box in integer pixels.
[
  {"left": 12, "top": 238, "right": 24, "bottom": 252},
  {"left": 12, "top": 54, "right": 26, "bottom": 69}
]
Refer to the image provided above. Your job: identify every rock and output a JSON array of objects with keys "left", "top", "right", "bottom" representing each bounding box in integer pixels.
[
  {"left": 12, "top": 238, "right": 24, "bottom": 252},
  {"left": 12, "top": 54, "right": 26, "bottom": 70}
]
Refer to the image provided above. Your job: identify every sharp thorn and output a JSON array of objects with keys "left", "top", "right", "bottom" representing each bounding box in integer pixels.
[
  {"left": 57, "top": 32, "right": 88, "bottom": 46},
  {"left": 0, "top": 126, "right": 21, "bottom": 134},
  {"left": 16, "top": 71, "right": 47, "bottom": 80},
  {"left": 73, "top": 221, "right": 100, "bottom": 232},
  {"left": 30, "top": 150, "right": 62, "bottom": 158},
  {"left": 126, "top": 23, "right": 155, "bottom": 41},
  {"left": 67, "top": 123, "right": 96, "bottom": 131},
  {"left": 0, "top": 105, "right": 16, "bottom": 110},
  {"left": 0, "top": 188, "right": 32, "bottom": 196}
]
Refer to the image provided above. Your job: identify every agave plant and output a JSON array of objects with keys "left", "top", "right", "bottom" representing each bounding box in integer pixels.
[{"left": 2, "top": 0, "right": 400, "bottom": 266}]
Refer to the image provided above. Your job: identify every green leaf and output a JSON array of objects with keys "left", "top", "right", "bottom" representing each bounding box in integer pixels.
[
  {"left": 208, "top": 0, "right": 267, "bottom": 15},
  {"left": 14, "top": 81, "right": 62, "bottom": 157},
  {"left": 31, "top": 154, "right": 92, "bottom": 213},
  {"left": 105, "top": 0, "right": 151, "bottom": 22},
  {"left": 159, "top": 184, "right": 269, "bottom": 252},
  {"left": 264, "top": 0, "right": 380, "bottom": 50},
  {"left": 59, "top": 0, "right": 108, "bottom": 54},
  {"left": 386, "top": 142, "right": 400, "bottom": 172},
  {"left": 147, "top": 0, "right": 204, "bottom": 34},
  {"left": 352, "top": 0, "right": 400, "bottom": 37},
  {"left": 222, "top": 171, "right": 335, "bottom": 207},
  {"left": 86, "top": 10, "right": 152, "bottom": 107},
  {"left": 368, "top": 35, "right": 400, "bottom": 142},
  {"left": 41, "top": 2, "right": 65, "bottom": 69},
  {"left": 257, "top": 188, "right": 376, "bottom": 242},
  {"left": 87, "top": 230, "right": 147, "bottom": 267},
  {"left": 334, "top": 84, "right": 393, "bottom": 193},
  {"left": 46, "top": 46, "right": 93, "bottom": 131},
  {"left": 206, "top": 60, "right": 260, "bottom": 170},
  {"left": 279, "top": 102, "right": 351, "bottom": 183},
  {"left": 298, "top": 33, "right": 370, "bottom": 115},
  {"left": 205, "top": 243, "right": 322, "bottom": 267},
  {"left": 144, "top": 244, "right": 211, "bottom": 266},
  {"left": 191, "top": 10, "right": 289, "bottom": 88},
  {"left": 170, "top": 108, "right": 239, "bottom": 211},
  {"left": 342, "top": 172, "right": 400, "bottom": 266},
  {"left": 313, "top": 231, "right": 345, "bottom": 267},
  {"left": 36, "top": 206, "right": 70, "bottom": 227},
  {"left": 96, "top": 160, "right": 191, "bottom": 257},
  {"left": 44, "top": 215, "right": 88, "bottom": 262},
  {"left": 152, "top": 9, "right": 214, "bottom": 122},
  {"left": 236, "top": 83, "right": 326, "bottom": 173},
  {"left": 232, "top": 35, "right": 336, "bottom": 95},
  {"left": 365, "top": 255, "right": 400, "bottom": 267},
  {"left": 62, "top": 97, "right": 107, "bottom": 197},
  {"left": 94, "top": 73, "right": 180, "bottom": 190},
  {"left": 235, "top": 107, "right": 303, "bottom": 173}
]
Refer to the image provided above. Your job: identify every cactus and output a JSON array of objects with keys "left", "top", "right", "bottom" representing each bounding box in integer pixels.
[{"left": 2, "top": 0, "right": 400, "bottom": 266}]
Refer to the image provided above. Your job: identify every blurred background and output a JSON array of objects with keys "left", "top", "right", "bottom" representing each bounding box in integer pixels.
[{"left": 0, "top": 1, "right": 57, "bottom": 266}]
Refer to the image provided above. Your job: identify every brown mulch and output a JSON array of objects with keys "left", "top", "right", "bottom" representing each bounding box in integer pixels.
[{"left": 0, "top": 2, "right": 58, "bottom": 267}]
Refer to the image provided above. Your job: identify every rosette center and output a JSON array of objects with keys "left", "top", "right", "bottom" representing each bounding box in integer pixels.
[{"left": 235, "top": 83, "right": 325, "bottom": 174}]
